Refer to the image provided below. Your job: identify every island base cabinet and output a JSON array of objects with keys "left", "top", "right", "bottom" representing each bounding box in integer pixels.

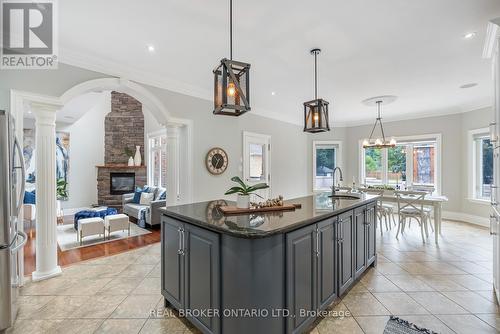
[
  {"left": 286, "top": 224, "right": 317, "bottom": 334},
  {"left": 366, "top": 203, "right": 377, "bottom": 266},
  {"left": 286, "top": 218, "right": 338, "bottom": 334},
  {"left": 161, "top": 217, "right": 220, "bottom": 334},
  {"left": 337, "top": 211, "right": 354, "bottom": 296}
]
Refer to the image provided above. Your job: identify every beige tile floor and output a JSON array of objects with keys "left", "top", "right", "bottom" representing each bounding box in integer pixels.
[{"left": 9, "top": 219, "right": 500, "bottom": 333}]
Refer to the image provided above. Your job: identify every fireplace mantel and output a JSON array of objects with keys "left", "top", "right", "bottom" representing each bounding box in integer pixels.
[{"left": 96, "top": 165, "right": 146, "bottom": 169}]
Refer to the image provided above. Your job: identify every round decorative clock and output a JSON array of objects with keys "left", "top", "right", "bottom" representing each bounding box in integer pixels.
[{"left": 206, "top": 147, "right": 228, "bottom": 175}]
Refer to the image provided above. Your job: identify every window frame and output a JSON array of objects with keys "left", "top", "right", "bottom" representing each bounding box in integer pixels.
[
  {"left": 147, "top": 129, "right": 167, "bottom": 188},
  {"left": 468, "top": 127, "right": 493, "bottom": 204},
  {"left": 359, "top": 133, "right": 442, "bottom": 194},
  {"left": 313, "top": 140, "right": 343, "bottom": 192}
]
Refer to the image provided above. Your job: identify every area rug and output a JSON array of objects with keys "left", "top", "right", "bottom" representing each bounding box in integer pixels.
[
  {"left": 56, "top": 222, "right": 151, "bottom": 251},
  {"left": 384, "top": 316, "right": 438, "bottom": 334}
]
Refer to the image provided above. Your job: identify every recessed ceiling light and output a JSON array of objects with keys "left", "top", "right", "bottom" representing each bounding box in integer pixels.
[
  {"left": 460, "top": 83, "right": 478, "bottom": 89},
  {"left": 27, "top": 111, "right": 32, "bottom": 114},
  {"left": 271, "top": 91, "right": 276, "bottom": 96},
  {"left": 463, "top": 32, "right": 476, "bottom": 40},
  {"left": 147, "top": 45, "right": 155, "bottom": 52}
]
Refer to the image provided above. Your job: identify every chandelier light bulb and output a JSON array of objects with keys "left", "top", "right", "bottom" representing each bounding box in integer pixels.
[
  {"left": 362, "top": 139, "right": 369, "bottom": 147},
  {"left": 390, "top": 137, "right": 397, "bottom": 146},
  {"left": 375, "top": 138, "right": 382, "bottom": 146}
]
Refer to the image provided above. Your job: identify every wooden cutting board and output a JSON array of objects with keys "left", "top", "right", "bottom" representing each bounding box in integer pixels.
[{"left": 219, "top": 204, "right": 301, "bottom": 215}]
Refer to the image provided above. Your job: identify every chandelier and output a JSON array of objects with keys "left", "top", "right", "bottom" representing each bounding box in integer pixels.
[{"left": 362, "top": 96, "right": 397, "bottom": 148}]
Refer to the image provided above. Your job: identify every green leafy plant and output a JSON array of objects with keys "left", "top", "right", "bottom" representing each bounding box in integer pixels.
[
  {"left": 367, "top": 184, "right": 395, "bottom": 191},
  {"left": 124, "top": 147, "right": 134, "bottom": 158},
  {"left": 224, "top": 176, "right": 269, "bottom": 198},
  {"left": 56, "top": 178, "right": 68, "bottom": 200}
]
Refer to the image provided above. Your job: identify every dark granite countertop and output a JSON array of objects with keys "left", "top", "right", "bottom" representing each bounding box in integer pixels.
[{"left": 159, "top": 192, "right": 378, "bottom": 239}]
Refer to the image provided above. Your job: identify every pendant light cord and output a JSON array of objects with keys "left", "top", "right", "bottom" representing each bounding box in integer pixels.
[
  {"left": 229, "top": 0, "right": 233, "bottom": 60},
  {"left": 368, "top": 101, "right": 388, "bottom": 142},
  {"left": 314, "top": 51, "right": 318, "bottom": 100}
]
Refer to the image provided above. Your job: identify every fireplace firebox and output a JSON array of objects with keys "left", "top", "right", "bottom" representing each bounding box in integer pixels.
[{"left": 110, "top": 172, "right": 135, "bottom": 195}]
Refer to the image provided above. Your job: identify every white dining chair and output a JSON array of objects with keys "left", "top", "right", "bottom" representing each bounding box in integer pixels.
[
  {"left": 406, "top": 185, "right": 435, "bottom": 232},
  {"left": 395, "top": 190, "right": 432, "bottom": 243},
  {"left": 359, "top": 188, "right": 394, "bottom": 234}
]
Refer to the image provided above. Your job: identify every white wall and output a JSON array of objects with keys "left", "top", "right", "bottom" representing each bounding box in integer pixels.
[{"left": 56, "top": 92, "right": 109, "bottom": 209}]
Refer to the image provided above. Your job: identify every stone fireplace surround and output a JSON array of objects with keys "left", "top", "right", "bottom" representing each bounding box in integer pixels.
[{"left": 96, "top": 92, "right": 146, "bottom": 211}]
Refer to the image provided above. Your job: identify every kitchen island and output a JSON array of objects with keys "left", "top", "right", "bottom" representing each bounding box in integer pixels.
[{"left": 160, "top": 193, "right": 378, "bottom": 334}]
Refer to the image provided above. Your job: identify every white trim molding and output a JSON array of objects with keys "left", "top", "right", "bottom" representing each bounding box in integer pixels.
[
  {"left": 483, "top": 18, "right": 500, "bottom": 59},
  {"left": 442, "top": 211, "right": 489, "bottom": 227}
]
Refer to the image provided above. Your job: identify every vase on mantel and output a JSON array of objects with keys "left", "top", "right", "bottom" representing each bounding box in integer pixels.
[
  {"left": 134, "top": 146, "right": 142, "bottom": 166},
  {"left": 128, "top": 156, "right": 134, "bottom": 166}
]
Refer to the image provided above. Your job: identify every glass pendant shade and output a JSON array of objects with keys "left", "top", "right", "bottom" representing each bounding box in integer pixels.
[
  {"left": 303, "top": 98, "right": 330, "bottom": 132},
  {"left": 213, "top": 58, "right": 251, "bottom": 116}
]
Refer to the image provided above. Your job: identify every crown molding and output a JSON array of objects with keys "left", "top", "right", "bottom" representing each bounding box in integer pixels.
[
  {"left": 59, "top": 46, "right": 213, "bottom": 102},
  {"left": 483, "top": 18, "right": 500, "bottom": 59},
  {"left": 58, "top": 46, "right": 492, "bottom": 130},
  {"left": 342, "top": 103, "right": 492, "bottom": 127}
]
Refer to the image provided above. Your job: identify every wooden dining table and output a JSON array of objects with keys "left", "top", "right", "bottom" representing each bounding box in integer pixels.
[{"left": 379, "top": 193, "right": 449, "bottom": 243}]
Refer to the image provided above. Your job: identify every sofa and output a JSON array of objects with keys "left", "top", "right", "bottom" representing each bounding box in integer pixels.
[{"left": 122, "top": 186, "right": 166, "bottom": 226}]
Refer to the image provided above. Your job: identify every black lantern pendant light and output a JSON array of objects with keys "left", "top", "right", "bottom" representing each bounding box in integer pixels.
[
  {"left": 213, "top": 0, "right": 251, "bottom": 116},
  {"left": 303, "top": 48, "right": 330, "bottom": 133}
]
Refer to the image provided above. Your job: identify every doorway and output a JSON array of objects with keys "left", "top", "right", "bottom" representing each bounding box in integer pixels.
[{"left": 243, "top": 131, "right": 271, "bottom": 200}]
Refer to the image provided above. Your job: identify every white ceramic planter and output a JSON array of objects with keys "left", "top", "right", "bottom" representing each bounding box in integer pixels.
[
  {"left": 134, "top": 146, "right": 142, "bottom": 166},
  {"left": 237, "top": 194, "right": 250, "bottom": 209}
]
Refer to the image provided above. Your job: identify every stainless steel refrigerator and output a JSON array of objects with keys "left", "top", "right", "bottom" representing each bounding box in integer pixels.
[{"left": 0, "top": 110, "right": 27, "bottom": 331}]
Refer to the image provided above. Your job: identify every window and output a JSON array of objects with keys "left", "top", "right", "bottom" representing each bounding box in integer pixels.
[
  {"left": 249, "top": 143, "right": 264, "bottom": 181},
  {"left": 471, "top": 131, "right": 493, "bottom": 200},
  {"left": 364, "top": 147, "right": 382, "bottom": 185},
  {"left": 360, "top": 135, "right": 441, "bottom": 193},
  {"left": 148, "top": 132, "right": 167, "bottom": 187},
  {"left": 313, "top": 141, "right": 341, "bottom": 191}
]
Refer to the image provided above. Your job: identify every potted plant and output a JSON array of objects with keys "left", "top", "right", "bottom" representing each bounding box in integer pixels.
[{"left": 224, "top": 176, "right": 269, "bottom": 209}]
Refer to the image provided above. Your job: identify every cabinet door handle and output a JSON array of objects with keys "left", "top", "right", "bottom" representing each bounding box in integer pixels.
[
  {"left": 316, "top": 228, "right": 320, "bottom": 257},
  {"left": 177, "top": 228, "right": 183, "bottom": 255},
  {"left": 177, "top": 227, "right": 185, "bottom": 255}
]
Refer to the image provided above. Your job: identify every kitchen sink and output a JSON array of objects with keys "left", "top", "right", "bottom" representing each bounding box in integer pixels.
[{"left": 328, "top": 194, "right": 362, "bottom": 200}]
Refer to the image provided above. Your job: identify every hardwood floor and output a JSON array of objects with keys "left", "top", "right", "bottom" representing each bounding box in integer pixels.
[{"left": 23, "top": 222, "right": 161, "bottom": 276}]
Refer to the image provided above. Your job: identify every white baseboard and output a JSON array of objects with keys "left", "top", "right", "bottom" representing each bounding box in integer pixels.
[{"left": 442, "top": 211, "right": 489, "bottom": 227}]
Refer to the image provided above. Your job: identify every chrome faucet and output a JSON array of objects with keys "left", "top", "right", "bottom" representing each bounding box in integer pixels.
[{"left": 331, "top": 167, "right": 344, "bottom": 196}]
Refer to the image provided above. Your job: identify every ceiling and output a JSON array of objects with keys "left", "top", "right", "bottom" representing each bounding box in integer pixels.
[
  {"left": 58, "top": 0, "right": 500, "bottom": 126},
  {"left": 25, "top": 92, "right": 103, "bottom": 124}
]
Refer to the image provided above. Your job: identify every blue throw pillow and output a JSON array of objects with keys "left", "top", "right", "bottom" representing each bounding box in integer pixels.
[
  {"left": 24, "top": 190, "right": 36, "bottom": 204},
  {"left": 158, "top": 191, "right": 166, "bottom": 200},
  {"left": 133, "top": 187, "right": 144, "bottom": 204}
]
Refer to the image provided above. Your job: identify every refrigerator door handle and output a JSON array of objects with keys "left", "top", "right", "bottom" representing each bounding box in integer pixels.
[
  {"left": 13, "top": 137, "right": 25, "bottom": 218},
  {"left": 0, "top": 236, "right": 17, "bottom": 250},
  {"left": 10, "top": 231, "right": 27, "bottom": 254}
]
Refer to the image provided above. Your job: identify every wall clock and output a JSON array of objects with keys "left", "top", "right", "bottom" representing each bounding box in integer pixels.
[{"left": 206, "top": 147, "right": 228, "bottom": 175}]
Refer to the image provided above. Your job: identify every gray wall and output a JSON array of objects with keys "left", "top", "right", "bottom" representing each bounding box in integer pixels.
[{"left": 0, "top": 64, "right": 491, "bottom": 220}]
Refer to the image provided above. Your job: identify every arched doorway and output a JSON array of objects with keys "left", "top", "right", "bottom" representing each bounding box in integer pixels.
[{"left": 11, "top": 78, "right": 193, "bottom": 282}]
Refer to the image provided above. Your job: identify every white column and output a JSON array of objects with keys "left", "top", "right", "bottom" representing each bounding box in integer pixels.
[{"left": 31, "top": 102, "right": 62, "bottom": 282}]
